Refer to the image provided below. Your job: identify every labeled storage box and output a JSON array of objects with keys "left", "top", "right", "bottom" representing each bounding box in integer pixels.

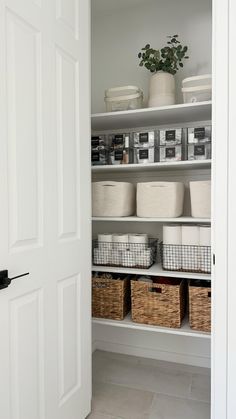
[
  {"left": 190, "top": 181, "right": 211, "bottom": 218},
  {"left": 189, "top": 280, "right": 211, "bottom": 332},
  {"left": 187, "top": 126, "right": 211, "bottom": 144},
  {"left": 133, "top": 131, "right": 156, "bottom": 148},
  {"left": 159, "top": 128, "right": 182, "bottom": 145},
  {"left": 133, "top": 147, "right": 155, "bottom": 164},
  {"left": 108, "top": 133, "right": 133, "bottom": 165},
  {"left": 92, "top": 273, "right": 131, "bottom": 320},
  {"left": 131, "top": 278, "right": 186, "bottom": 328},
  {"left": 137, "top": 182, "right": 185, "bottom": 217},
  {"left": 159, "top": 145, "right": 183, "bottom": 162},
  {"left": 91, "top": 135, "right": 109, "bottom": 166},
  {"left": 104, "top": 85, "right": 143, "bottom": 112},
  {"left": 92, "top": 181, "right": 136, "bottom": 217},
  {"left": 91, "top": 149, "right": 108, "bottom": 166},
  {"left": 188, "top": 143, "right": 211, "bottom": 160},
  {"left": 91, "top": 135, "right": 107, "bottom": 148}
]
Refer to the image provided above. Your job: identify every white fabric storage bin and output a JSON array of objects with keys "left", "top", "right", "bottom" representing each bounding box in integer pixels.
[
  {"left": 137, "top": 182, "right": 185, "bottom": 218},
  {"left": 190, "top": 181, "right": 211, "bottom": 218},
  {"left": 92, "top": 181, "right": 136, "bottom": 217},
  {"left": 104, "top": 86, "right": 143, "bottom": 112},
  {"left": 182, "top": 74, "right": 212, "bottom": 103}
]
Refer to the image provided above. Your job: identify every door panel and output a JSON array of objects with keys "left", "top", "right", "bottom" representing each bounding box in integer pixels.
[
  {"left": 0, "top": 1, "right": 91, "bottom": 418},
  {"left": 56, "top": 0, "right": 78, "bottom": 39},
  {"left": 10, "top": 290, "right": 44, "bottom": 419},
  {"left": 56, "top": 47, "right": 79, "bottom": 240},
  {"left": 58, "top": 275, "right": 81, "bottom": 406},
  {"left": 6, "top": 10, "right": 43, "bottom": 250}
]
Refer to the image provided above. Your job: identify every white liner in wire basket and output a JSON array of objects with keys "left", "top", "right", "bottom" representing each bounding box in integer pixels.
[{"left": 93, "top": 238, "right": 158, "bottom": 269}]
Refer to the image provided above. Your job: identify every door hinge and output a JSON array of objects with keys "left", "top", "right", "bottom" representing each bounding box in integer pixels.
[{"left": 213, "top": 254, "right": 216, "bottom": 265}]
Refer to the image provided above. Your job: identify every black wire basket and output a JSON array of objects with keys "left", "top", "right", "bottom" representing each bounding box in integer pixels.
[
  {"left": 160, "top": 242, "right": 211, "bottom": 274},
  {"left": 92, "top": 239, "right": 158, "bottom": 269}
]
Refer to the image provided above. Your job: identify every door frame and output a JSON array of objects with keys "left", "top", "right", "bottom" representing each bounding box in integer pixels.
[{"left": 212, "top": 0, "right": 236, "bottom": 417}]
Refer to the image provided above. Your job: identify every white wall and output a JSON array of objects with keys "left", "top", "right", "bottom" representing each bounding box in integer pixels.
[{"left": 91, "top": 0, "right": 212, "bottom": 113}]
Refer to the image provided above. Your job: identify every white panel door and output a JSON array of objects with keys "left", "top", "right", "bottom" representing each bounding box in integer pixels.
[{"left": 0, "top": 0, "right": 91, "bottom": 418}]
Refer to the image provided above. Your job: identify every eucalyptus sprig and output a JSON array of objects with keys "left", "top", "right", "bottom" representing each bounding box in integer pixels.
[{"left": 138, "top": 35, "right": 189, "bottom": 75}]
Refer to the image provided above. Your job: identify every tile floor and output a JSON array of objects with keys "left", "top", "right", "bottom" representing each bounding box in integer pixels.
[{"left": 88, "top": 350, "right": 211, "bottom": 419}]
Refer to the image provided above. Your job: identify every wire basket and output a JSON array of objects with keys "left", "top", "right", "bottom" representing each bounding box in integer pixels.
[
  {"left": 160, "top": 243, "right": 211, "bottom": 273},
  {"left": 92, "top": 239, "right": 158, "bottom": 269}
]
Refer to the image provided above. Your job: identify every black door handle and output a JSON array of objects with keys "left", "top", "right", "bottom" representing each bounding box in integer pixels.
[{"left": 0, "top": 270, "right": 29, "bottom": 290}]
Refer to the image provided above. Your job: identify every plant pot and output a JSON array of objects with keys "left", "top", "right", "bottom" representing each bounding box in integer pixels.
[{"left": 148, "top": 71, "right": 176, "bottom": 107}]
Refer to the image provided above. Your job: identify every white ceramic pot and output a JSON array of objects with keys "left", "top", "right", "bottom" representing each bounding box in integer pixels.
[{"left": 148, "top": 71, "right": 176, "bottom": 107}]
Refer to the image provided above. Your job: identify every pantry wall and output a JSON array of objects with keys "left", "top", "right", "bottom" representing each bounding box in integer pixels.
[{"left": 91, "top": 0, "right": 212, "bottom": 368}]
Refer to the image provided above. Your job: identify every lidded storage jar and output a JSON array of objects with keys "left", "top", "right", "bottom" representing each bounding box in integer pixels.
[
  {"left": 104, "top": 86, "right": 143, "bottom": 112},
  {"left": 182, "top": 75, "right": 212, "bottom": 103},
  {"left": 136, "top": 182, "right": 185, "bottom": 218},
  {"left": 92, "top": 181, "right": 136, "bottom": 217}
]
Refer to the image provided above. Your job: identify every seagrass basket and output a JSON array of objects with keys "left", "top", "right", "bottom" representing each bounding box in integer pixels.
[
  {"left": 189, "top": 280, "right": 211, "bottom": 332},
  {"left": 131, "top": 278, "right": 186, "bottom": 328},
  {"left": 92, "top": 273, "right": 131, "bottom": 320}
]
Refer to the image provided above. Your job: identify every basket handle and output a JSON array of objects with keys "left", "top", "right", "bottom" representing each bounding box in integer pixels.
[
  {"left": 208, "top": 291, "right": 211, "bottom": 298},
  {"left": 149, "top": 287, "right": 162, "bottom": 294}
]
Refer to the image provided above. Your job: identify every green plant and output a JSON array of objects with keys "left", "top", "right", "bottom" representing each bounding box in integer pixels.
[{"left": 138, "top": 35, "right": 189, "bottom": 75}]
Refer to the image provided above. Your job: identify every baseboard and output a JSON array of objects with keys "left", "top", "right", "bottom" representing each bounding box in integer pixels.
[
  {"left": 93, "top": 339, "right": 210, "bottom": 368},
  {"left": 92, "top": 340, "right": 97, "bottom": 353}
]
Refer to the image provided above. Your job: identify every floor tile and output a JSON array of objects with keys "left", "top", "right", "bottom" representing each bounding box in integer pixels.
[
  {"left": 138, "top": 356, "right": 210, "bottom": 376},
  {"left": 93, "top": 351, "right": 192, "bottom": 398},
  {"left": 149, "top": 393, "right": 210, "bottom": 419},
  {"left": 93, "top": 350, "right": 210, "bottom": 376},
  {"left": 189, "top": 373, "right": 211, "bottom": 402},
  {"left": 92, "top": 382, "right": 153, "bottom": 419}
]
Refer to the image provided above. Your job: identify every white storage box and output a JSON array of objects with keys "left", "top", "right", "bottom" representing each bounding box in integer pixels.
[
  {"left": 137, "top": 182, "right": 185, "bottom": 218},
  {"left": 104, "top": 86, "right": 143, "bottom": 112},
  {"left": 92, "top": 181, "right": 136, "bottom": 217},
  {"left": 182, "top": 75, "right": 212, "bottom": 103},
  {"left": 190, "top": 181, "right": 211, "bottom": 218}
]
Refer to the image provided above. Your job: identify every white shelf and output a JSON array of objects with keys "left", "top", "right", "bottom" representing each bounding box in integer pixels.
[
  {"left": 92, "top": 263, "right": 211, "bottom": 280},
  {"left": 92, "top": 159, "right": 211, "bottom": 173},
  {"left": 92, "top": 216, "right": 211, "bottom": 223},
  {"left": 91, "top": 101, "right": 212, "bottom": 131},
  {"left": 93, "top": 313, "right": 211, "bottom": 339}
]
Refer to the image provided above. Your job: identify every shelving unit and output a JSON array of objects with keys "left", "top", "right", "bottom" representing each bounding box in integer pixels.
[
  {"left": 92, "top": 263, "right": 211, "bottom": 280},
  {"left": 92, "top": 216, "right": 211, "bottom": 223},
  {"left": 92, "top": 159, "right": 211, "bottom": 173},
  {"left": 92, "top": 102, "right": 212, "bottom": 349},
  {"left": 92, "top": 314, "right": 211, "bottom": 339},
  {"left": 92, "top": 101, "right": 211, "bottom": 131}
]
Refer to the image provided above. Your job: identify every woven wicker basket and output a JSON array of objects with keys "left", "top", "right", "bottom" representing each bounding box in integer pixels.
[
  {"left": 189, "top": 281, "right": 211, "bottom": 332},
  {"left": 92, "top": 273, "right": 131, "bottom": 320},
  {"left": 131, "top": 278, "right": 186, "bottom": 328}
]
